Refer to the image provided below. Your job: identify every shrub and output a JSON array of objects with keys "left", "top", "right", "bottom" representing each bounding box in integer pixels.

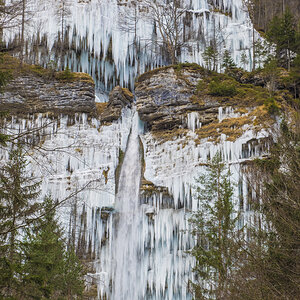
[
  {"left": 208, "top": 79, "right": 238, "bottom": 97},
  {"left": 264, "top": 96, "right": 280, "bottom": 114}
]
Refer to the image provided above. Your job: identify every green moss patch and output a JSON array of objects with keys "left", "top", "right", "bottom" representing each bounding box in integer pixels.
[{"left": 0, "top": 54, "right": 94, "bottom": 84}]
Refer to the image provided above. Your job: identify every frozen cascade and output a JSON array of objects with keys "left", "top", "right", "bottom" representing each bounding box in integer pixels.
[
  {"left": 112, "top": 111, "right": 142, "bottom": 299},
  {"left": 92, "top": 111, "right": 194, "bottom": 299}
]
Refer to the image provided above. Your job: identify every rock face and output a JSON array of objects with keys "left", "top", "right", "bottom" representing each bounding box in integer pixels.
[
  {"left": 100, "top": 86, "right": 134, "bottom": 122},
  {"left": 135, "top": 66, "right": 219, "bottom": 131},
  {"left": 0, "top": 72, "right": 96, "bottom": 114}
]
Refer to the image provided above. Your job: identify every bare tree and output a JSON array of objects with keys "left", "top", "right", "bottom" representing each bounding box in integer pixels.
[
  {"left": 143, "top": 0, "right": 186, "bottom": 65},
  {"left": 0, "top": 0, "right": 34, "bottom": 64},
  {"left": 0, "top": 0, "right": 23, "bottom": 32},
  {"left": 55, "top": 0, "right": 71, "bottom": 69}
]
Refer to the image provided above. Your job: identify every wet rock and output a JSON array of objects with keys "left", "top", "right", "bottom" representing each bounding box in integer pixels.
[
  {"left": 100, "top": 86, "right": 134, "bottom": 122},
  {"left": 100, "top": 206, "right": 115, "bottom": 220}
]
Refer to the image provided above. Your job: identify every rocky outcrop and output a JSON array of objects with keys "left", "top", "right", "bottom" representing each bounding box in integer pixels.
[
  {"left": 100, "top": 86, "right": 134, "bottom": 122},
  {"left": 0, "top": 72, "right": 96, "bottom": 115},
  {"left": 135, "top": 65, "right": 219, "bottom": 131}
]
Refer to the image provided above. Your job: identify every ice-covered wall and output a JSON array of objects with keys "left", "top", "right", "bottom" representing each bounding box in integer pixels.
[
  {"left": 0, "top": 109, "right": 132, "bottom": 256},
  {"left": 4, "top": 0, "right": 256, "bottom": 96},
  {"left": 0, "top": 104, "right": 271, "bottom": 299}
]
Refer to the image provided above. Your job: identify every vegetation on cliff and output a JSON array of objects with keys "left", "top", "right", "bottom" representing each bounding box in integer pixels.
[
  {"left": 189, "top": 8, "right": 300, "bottom": 299},
  {"left": 0, "top": 146, "right": 85, "bottom": 299}
]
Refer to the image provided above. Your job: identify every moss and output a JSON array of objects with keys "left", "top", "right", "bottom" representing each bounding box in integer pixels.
[
  {"left": 190, "top": 94, "right": 205, "bottom": 105},
  {"left": 136, "top": 65, "right": 174, "bottom": 83},
  {"left": 0, "top": 54, "right": 94, "bottom": 84},
  {"left": 196, "top": 80, "right": 206, "bottom": 92},
  {"left": 136, "top": 63, "right": 207, "bottom": 84},
  {"left": 55, "top": 69, "right": 94, "bottom": 84},
  {"left": 71, "top": 72, "right": 94, "bottom": 84},
  {"left": 194, "top": 71, "right": 282, "bottom": 110}
]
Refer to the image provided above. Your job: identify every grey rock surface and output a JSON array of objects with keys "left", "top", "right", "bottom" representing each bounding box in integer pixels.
[
  {"left": 0, "top": 73, "right": 96, "bottom": 115},
  {"left": 100, "top": 86, "right": 134, "bottom": 122},
  {"left": 135, "top": 66, "right": 219, "bottom": 131}
]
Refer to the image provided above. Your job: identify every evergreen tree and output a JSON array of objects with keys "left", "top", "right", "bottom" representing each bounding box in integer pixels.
[
  {"left": 189, "top": 152, "right": 239, "bottom": 299},
  {"left": 266, "top": 9, "right": 297, "bottom": 70},
  {"left": 222, "top": 50, "right": 236, "bottom": 72},
  {"left": 21, "top": 196, "right": 84, "bottom": 299},
  {"left": 254, "top": 39, "right": 269, "bottom": 68},
  {"left": 240, "top": 51, "right": 249, "bottom": 70},
  {"left": 63, "top": 246, "right": 85, "bottom": 299},
  {"left": 0, "top": 145, "right": 40, "bottom": 298},
  {"left": 203, "top": 45, "right": 219, "bottom": 71},
  {"left": 285, "top": 54, "right": 300, "bottom": 99},
  {"left": 228, "top": 117, "right": 300, "bottom": 299}
]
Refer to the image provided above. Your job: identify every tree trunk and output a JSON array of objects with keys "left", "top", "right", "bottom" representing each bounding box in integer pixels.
[{"left": 20, "top": 0, "right": 26, "bottom": 65}]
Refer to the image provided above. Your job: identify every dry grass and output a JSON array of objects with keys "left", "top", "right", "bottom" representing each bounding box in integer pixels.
[
  {"left": 70, "top": 72, "right": 94, "bottom": 84},
  {"left": 250, "top": 105, "right": 274, "bottom": 130},
  {"left": 95, "top": 102, "right": 108, "bottom": 115},
  {"left": 195, "top": 115, "right": 252, "bottom": 143},
  {"left": 151, "top": 128, "right": 188, "bottom": 142},
  {"left": 121, "top": 87, "right": 133, "bottom": 99}
]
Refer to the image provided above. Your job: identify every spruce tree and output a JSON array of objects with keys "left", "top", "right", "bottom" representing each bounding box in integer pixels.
[
  {"left": 0, "top": 145, "right": 40, "bottom": 297},
  {"left": 63, "top": 246, "right": 85, "bottom": 299},
  {"left": 222, "top": 50, "right": 236, "bottom": 72},
  {"left": 21, "top": 196, "right": 84, "bottom": 299},
  {"left": 189, "top": 152, "right": 239, "bottom": 299},
  {"left": 240, "top": 51, "right": 249, "bottom": 70},
  {"left": 266, "top": 9, "right": 297, "bottom": 70},
  {"left": 203, "top": 45, "right": 219, "bottom": 71}
]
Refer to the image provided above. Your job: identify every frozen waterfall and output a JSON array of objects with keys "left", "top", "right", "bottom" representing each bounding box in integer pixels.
[
  {"left": 91, "top": 111, "right": 194, "bottom": 299},
  {"left": 112, "top": 111, "right": 142, "bottom": 299}
]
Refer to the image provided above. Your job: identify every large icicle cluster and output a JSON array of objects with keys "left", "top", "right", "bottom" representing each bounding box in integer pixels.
[{"left": 4, "top": 0, "right": 256, "bottom": 96}]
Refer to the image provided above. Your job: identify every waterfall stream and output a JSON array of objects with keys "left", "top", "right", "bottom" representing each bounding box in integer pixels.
[
  {"left": 94, "top": 110, "right": 194, "bottom": 299},
  {"left": 112, "top": 111, "right": 142, "bottom": 299}
]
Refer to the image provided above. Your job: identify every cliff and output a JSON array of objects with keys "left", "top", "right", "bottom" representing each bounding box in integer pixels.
[
  {"left": 135, "top": 64, "right": 282, "bottom": 142},
  {"left": 0, "top": 56, "right": 95, "bottom": 114},
  {"left": 0, "top": 62, "right": 294, "bottom": 299}
]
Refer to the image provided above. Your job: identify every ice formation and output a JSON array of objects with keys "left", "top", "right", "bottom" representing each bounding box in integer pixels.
[
  {"left": 0, "top": 0, "right": 270, "bottom": 298},
  {"left": 0, "top": 108, "right": 270, "bottom": 299},
  {"left": 4, "top": 0, "right": 257, "bottom": 95}
]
